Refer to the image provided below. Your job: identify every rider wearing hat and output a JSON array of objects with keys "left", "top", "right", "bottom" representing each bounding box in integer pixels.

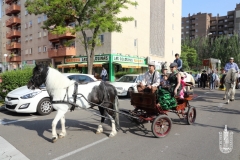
[{"left": 224, "top": 57, "right": 239, "bottom": 73}]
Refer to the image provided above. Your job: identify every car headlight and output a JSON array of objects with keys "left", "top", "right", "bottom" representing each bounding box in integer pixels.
[{"left": 20, "top": 91, "right": 41, "bottom": 99}]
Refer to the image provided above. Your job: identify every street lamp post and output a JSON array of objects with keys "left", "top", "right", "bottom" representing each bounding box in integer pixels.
[{"left": 4, "top": 54, "right": 8, "bottom": 72}]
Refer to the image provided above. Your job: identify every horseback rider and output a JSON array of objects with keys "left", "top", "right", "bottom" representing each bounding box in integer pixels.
[{"left": 224, "top": 57, "right": 239, "bottom": 73}]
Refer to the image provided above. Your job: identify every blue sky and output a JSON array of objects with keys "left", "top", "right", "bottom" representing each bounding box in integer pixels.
[{"left": 182, "top": 0, "right": 240, "bottom": 17}]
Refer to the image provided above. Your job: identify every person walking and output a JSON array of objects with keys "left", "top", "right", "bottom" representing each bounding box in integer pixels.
[
  {"left": 201, "top": 70, "right": 208, "bottom": 89},
  {"left": 173, "top": 53, "right": 183, "bottom": 72},
  {"left": 224, "top": 57, "right": 239, "bottom": 73},
  {"left": 100, "top": 66, "right": 108, "bottom": 82},
  {"left": 209, "top": 70, "right": 217, "bottom": 90},
  {"left": 196, "top": 72, "right": 201, "bottom": 88}
]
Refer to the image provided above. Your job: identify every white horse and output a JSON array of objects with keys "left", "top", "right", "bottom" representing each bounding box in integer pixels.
[
  {"left": 181, "top": 72, "right": 195, "bottom": 92},
  {"left": 223, "top": 68, "right": 238, "bottom": 104},
  {"left": 27, "top": 64, "right": 119, "bottom": 142}
]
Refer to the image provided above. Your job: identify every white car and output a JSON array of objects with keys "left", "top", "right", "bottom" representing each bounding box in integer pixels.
[
  {"left": 110, "top": 74, "right": 144, "bottom": 97},
  {"left": 5, "top": 73, "right": 98, "bottom": 115}
]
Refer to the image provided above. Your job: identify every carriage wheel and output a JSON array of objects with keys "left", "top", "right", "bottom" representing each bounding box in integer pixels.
[
  {"left": 187, "top": 106, "right": 196, "bottom": 125},
  {"left": 151, "top": 115, "right": 172, "bottom": 138}
]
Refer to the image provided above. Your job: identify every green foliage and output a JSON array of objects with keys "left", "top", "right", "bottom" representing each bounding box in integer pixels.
[
  {"left": 181, "top": 45, "right": 197, "bottom": 70},
  {"left": 115, "top": 71, "right": 141, "bottom": 79},
  {"left": 0, "top": 67, "right": 33, "bottom": 99},
  {"left": 67, "top": 68, "right": 79, "bottom": 73},
  {"left": 25, "top": 0, "right": 137, "bottom": 74},
  {"left": 182, "top": 34, "right": 240, "bottom": 68}
]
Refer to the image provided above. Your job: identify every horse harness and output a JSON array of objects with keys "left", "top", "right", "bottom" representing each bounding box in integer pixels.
[{"left": 51, "top": 82, "right": 79, "bottom": 112}]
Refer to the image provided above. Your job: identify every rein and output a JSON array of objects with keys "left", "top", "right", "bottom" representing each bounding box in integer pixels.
[{"left": 51, "top": 82, "right": 79, "bottom": 112}]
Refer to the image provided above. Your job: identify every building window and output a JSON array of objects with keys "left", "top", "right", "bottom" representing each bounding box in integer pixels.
[
  {"left": 29, "top": 48, "right": 32, "bottom": 54},
  {"left": 186, "top": 26, "right": 189, "bottom": 28},
  {"left": 29, "top": 34, "right": 32, "bottom": 40},
  {"left": 25, "top": 10, "right": 28, "bottom": 15},
  {"left": 43, "top": 46, "right": 47, "bottom": 52},
  {"left": 186, "top": 20, "right": 189, "bottom": 23},
  {"left": 135, "top": 0, "right": 137, "bottom": 9},
  {"left": 186, "top": 31, "right": 189, "bottom": 34},
  {"left": 38, "top": 31, "right": 41, "bottom": 38},
  {"left": 181, "top": 32, "right": 183, "bottom": 34},
  {"left": 38, "top": 17, "right": 41, "bottom": 23},
  {"left": 172, "top": 12, "right": 174, "bottom": 17},
  {"left": 98, "top": 35, "right": 104, "bottom": 44},
  {"left": 196, "top": 23, "right": 198, "bottom": 25},
  {"left": 25, "top": 49, "right": 28, "bottom": 55},
  {"left": 29, "top": 21, "right": 32, "bottom": 27},
  {"left": 38, "top": 46, "right": 42, "bottom": 53},
  {"left": 172, "top": 37, "right": 174, "bottom": 43},
  {"left": 25, "top": 36, "right": 28, "bottom": 41},
  {"left": 181, "top": 27, "right": 184, "bottom": 29},
  {"left": 43, "top": 31, "right": 47, "bottom": 36},
  {"left": 2, "top": 22, "right": 5, "bottom": 27},
  {"left": 134, "top": 39, "right": 137, "bottom": 47},
  {"left": 196, "top": 29, "right": 198, "bottom": 32},
  {"left": 172, "top": 24, "right": 174, "bottom": 30},
  {"left": 87, "top": 37, "right": 92, "bottom": 42},
  {"left": 135, "top": 20, "right": 137, "bottom": 27},
  {"left": 43, "top": 15, "right": 47, "bottom": 21}
]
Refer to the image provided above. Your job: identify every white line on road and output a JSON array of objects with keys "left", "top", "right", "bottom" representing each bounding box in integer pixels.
[
  {"left": 52, "top": 137, "right": 109, "bottom": 160},
  {"left": 0, "top": 136, "right": 30, "bottom": 160},
  {"left": 0, "top": 117, "right": 37, "bottom": 125}
]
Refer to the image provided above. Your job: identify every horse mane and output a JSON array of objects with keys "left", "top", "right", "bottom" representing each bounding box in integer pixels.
[{"left": 46, "top": 67, "right": 75, "bottom": 90}]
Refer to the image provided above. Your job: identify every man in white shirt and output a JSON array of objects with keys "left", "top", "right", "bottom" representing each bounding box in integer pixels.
[
  {"left": 140, "top": 62, "right": 160, "bottom": 90},
  {"left": 100, "top": 66, "right": 108, "bottom": 81},
  {"left": 196, "top": 72, "right": 201, "bottom": 88}
]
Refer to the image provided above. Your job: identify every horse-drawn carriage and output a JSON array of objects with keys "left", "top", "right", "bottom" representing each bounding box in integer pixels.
[{"left": 122, "top": 92, "right": 197, "bottom": 138}]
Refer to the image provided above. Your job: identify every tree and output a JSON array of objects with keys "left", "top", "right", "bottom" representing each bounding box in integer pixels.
[
  {"left": 25, "top": 0, "right": 136, "bottom": 74},
  {"left": 181, "top": 45, "right": 197, "bottom": 70}
]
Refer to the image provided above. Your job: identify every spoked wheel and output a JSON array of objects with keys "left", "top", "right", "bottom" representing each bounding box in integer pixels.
[
  {"left": 187, "top": 106, "right": 196, "bottom": 125},
  {"left": 151, "top": 115, "right": 172, "bottom": 138}
]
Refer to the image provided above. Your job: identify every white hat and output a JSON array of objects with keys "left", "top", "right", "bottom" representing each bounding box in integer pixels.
[{"left": 148, "top": 62, "right": 155, "bottom": 66}]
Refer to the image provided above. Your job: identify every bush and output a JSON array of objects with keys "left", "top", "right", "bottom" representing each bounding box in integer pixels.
[
  {"left": 115, "top": 71, "right": 141, "bottom": 79},
  {"left": 0, "top": 67, "right": 33, "bottom": 99},
  {"left": 67, "top": 68, "right": 79, "bottom": 73}
]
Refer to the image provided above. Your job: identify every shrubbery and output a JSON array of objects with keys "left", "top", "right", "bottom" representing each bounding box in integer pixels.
[{"left": 0, "top": 67, "right": 33, "bottom": 99}]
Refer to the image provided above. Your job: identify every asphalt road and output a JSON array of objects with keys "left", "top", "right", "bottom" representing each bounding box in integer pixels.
[{"left": 0, "top": 87, "right": 240, "bottom": 160}]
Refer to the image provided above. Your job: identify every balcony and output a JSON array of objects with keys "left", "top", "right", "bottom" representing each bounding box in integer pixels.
[
  {"left": 6, "top": 42, "right": 21, "bottom": 50},
  {"left": 6, "top": 30, "right": 21, "bottom": 39},
  {"left": 5, "top": 4, "right": 21, "bottom": 16},
  {"left": 6, "top": 17, "right": 21, "bottom": 27},
  {"left": 48, "top": 32, "right": 76, "bottom": 41},
  {"left": 48, "top": 47, "right": 76, "bottom": 58},
  {"left": 7, "top": 56, "right": 21, "bottom": 62}
]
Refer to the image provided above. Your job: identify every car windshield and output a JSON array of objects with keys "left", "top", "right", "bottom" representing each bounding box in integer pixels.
[{"left": 116, "top": 76, "right": 137, "bottom": 82}]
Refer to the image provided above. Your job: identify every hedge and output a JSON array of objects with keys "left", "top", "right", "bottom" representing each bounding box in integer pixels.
[{"left": 0, "top": 67, "right": 33, "bottom": 99}]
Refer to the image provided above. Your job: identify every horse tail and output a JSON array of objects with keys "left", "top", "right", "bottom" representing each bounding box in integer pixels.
[{"left": 113, "top": 95, "right": 120, "bottom": 130}]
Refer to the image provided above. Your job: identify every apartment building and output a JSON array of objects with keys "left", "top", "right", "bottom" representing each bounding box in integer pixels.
[
  {"left": 1, "top": 0, "right": 182, "bottom": 81},
  {"left": 182, "top": 3, "right": 240, "bottom": 40}
]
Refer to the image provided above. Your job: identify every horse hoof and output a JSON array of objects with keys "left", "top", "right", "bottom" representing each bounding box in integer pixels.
[
  {"left": 109, "top": 132, "right": 117, "bottom": 138},
  {"left": 230, "top": 99, "right": 234, "bottom": 101},
  {"left": 52, "top": 137, "right": 58, "bottom": 143},
  {"left": 58, "top": 135, "right": 65, "bottom": 139},
  {"left": 96, "top": 131, "right": 102, "bottom": 134},
  {"left": 223, "top": 98, "right": 226, "bottom": 100}
]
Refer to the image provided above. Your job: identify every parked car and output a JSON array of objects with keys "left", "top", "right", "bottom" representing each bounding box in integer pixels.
[
  {"left": 110, "top": 74, "right": 144, "bottom": 97},
  {"left": 5, "top": 73, "right": 98, "bottom": 115}
]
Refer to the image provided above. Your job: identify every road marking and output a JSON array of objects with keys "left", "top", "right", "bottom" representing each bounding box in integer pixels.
[
  {"left": 0, "top": 117, "right": 37, "bottom": 125},
  {"left": 52, "top": 137, "right": 109, "bottom": 160},
  {"left": 0, "top": 136, "right": 30, "bottom": 160}
]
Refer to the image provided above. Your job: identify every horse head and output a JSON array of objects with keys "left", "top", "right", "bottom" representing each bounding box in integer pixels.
[
  {"left": 27, "top": 63, "right": 49, "bottom": 89},
  {"left": 225, "top": 68, "right": 237, "bottom": 83}
]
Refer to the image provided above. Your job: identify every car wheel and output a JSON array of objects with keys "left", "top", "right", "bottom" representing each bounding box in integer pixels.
[
  {"left": 37, "top": 98, "right": 53, "bottom": 115},
  {"left": 127, "top": 87, "right": 134, "bottom": 98}
]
